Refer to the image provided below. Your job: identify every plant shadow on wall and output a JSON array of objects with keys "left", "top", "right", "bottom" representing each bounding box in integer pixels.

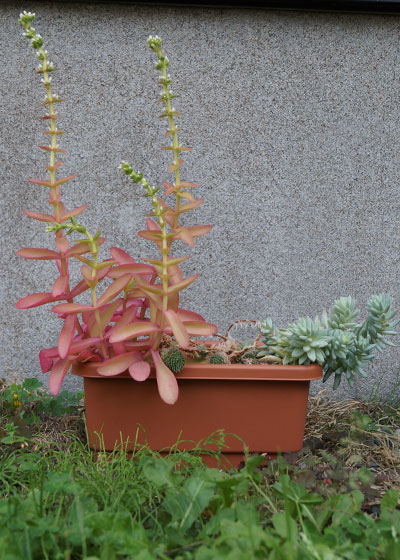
[{"left": 15, "top": 11, "right": 398, "bottom": 461}]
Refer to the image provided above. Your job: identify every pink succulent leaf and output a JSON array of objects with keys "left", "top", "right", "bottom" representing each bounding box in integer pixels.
[
  {"left": 176, "top": 308, "right": 206, "bottom": 322},
  {"left": 97, "top": 352, "right": 140, "bottom": 376},
  {"left": 109, "top": 321, "right": 161, "bottom": 343},
  {"left": 97, "top": 274, "right": 131, "bottom": 307},
  {"left": 16, "top": 292, "right": 60, "bottom": 310},
  {"left": 87, "top": 299, "right": 122, "bottom": 337},
  {"left": 187, "top": 225, "right": 213, "bottom": 238},
  {"left": 107, "top": 306, "right": 138, "bottom": 340},
  {"left": 26, "top": 177, "right": 55, "bottom": 187},
  {"left": 16, "top": 248, "right": 61, "bottom": 260},
  {"left": 183, "top": 321, "right": 218, "bottom": 336},
  {"left": 58, "top": 314, "right": 76, "bottom": 359},
  {"left": 180, "top": 191, "right": 196, "bottom": 202},
  {"left": 167, "top": 274, "right": 199, "bottom": 295},
  {"left": 55, "top": 257, "right": 68, "bottom": 277},
  {"left": 173, "top": 227, "right": 194, "bottom": 247},
  {"left": 51, "top": 303, "right": 94, "bottom": 314},
  {"left": 55, "top": 237, "right": 69, "bottom": 253},
  {"left": 49, "top": 358, "right": 71, "bottom": 395},
  {"left": 168, "top": 158, "right": 183, "bottom": 173},
  {"left": 60, "top": 204, "right": 88, "bottom": 221},
  {"left": 146, "top": 218, "right": 161, "bottom": 231},
  {"left": 66, "top": 243, "right": 92, "bottom": 258},
  {"left": 138, "top": 230, "right": 163, "bottom": 242},
  {"left": 68, "top": 337, "right": 101, "bottom": 354},
  {"left": 23, "top": 210, "right": 55, "bottom": 223},
  {"left": 108, "top": 263, "right": 156, "bottom": 278},
  {"left": 39, "top": 348, "right": 56, "bottom": 372},
  {"left": 45, "top": 160, "right": 63, "bottom": 171},
  {"left": 162, "top": 181, "right": 177, "bottom": 197},
  {"left": 81, "top": 265, "right": 92, "bottom": 282},
  {"left": 151, "top": 350, "right": 179, "bottom": 405},
  {"left": 129, "top": 360, "right": 150, "bottom": 382},
  {"left": 167, "top": 263, "right": 183, "bottom": 285},
  {"left": 110, "top": 247, "right": 136, "bottom": 265},
  {"left": 179, "top": 181, "right": 201, "bottom": 188},
  {"left": 176, "top": 199, "right": 204, "bottom": 214},
  {"left": 52, "top": 275, "right": 68, "bottom": 297},
  {"left": 164, "top": 310, "right": 190, "bottom": 348},
  {"left": 111, "top": 341, "right": 127, "bottom": 354},
  {"left": 168, "top": 291, "right": 180, "bottom": 312},
  {"left": 70, "top": 279, "right": 91, "bottom": 298}
]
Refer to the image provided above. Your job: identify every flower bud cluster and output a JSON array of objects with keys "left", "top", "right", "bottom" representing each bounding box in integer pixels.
[{"left": 147, "top": 35, "right": 162, "bottom": 51}]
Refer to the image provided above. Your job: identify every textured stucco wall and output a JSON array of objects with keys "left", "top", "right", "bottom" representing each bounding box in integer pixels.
[{"left": 1, "top": 1, "right": 399, "bottom": 399}]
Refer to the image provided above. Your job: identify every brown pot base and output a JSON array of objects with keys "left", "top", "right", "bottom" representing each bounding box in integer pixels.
[{"left": 73, "top": 361, "right": 322, "bottom": 465}]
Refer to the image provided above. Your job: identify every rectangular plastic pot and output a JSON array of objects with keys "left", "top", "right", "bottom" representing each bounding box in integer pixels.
[{"left": 72, "top": 361, "right": 322, "bottom": 467}]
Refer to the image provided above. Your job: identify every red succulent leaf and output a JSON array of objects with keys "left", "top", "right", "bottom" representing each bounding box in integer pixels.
[
  {"left": 179, "top": 181, "right": 201, "bottom": 188},
  {"left": 66, "top": 242, "right": 94, "bottom": 258},
  {"left": 146, "top": 218, "right": 161, "bottom": 231},
  {"left": 151, "top": 350, "right": 178, "bottom": 405},
  {"left": 167, "top": 263, "right": 183, "bottom": 285},
  {"left": 180, "top": 191, "right": 196, "bottom": 202},
  {"left": 52, "top": 275, "right": 68, "bottom": 297},
  {"left": 55, "top": 236, "right": 69, "bottom": 253},
  {"left": 52, "top": 174, "right": 77, "bottom": 187},
  {"left": 49, "top": 358, "right": 71, "bottom": 395},
  {"left": 167, "top": 274, "right": 199, "bottom": 295},
  {"left": 38, "top": 145, "right": 67, "bottom": 153},
  {"left": 88, "top": 299, "right": 122, "bottom": 337},
  {"left": 108, "top": 305, "right": 138, "bottom": 334},
  {"left": 176, "top": 308, "right": 206, "bottom": 322},
  {"left": 182, "top": 321, "right": 218, "bottom": 336},
  {"left": 97, "top": 274, "right": 131, "bottom": 307},
  {"left": 109, "top": 321, "right": 161, "bottom": 343},
  {"left": 188, "top": 225, "right": 213, "bottom": 238},
  {"left": 172, "top": 227, "right": 194, "bottom": 247},
  {"left": 51, "top": 303, "right": 94, "bottom": 314},
  {"left": 81, "top": 265, "right": 93, "bottom": 282},
  {"left": 16, "top": 292, "right": 60, "bottom": 310},
  {"left": 129, "top": 359, "right": 150, "bottom": 382},
  {"left": 23, "top": 210, "right": 55, "bottom": 222},
  {"left": 168, "top": 158, "right": 183, "bottom": 173},
  {"left": 108, "top": 263, "right": 155, "bottom": 278},
  {"left": 167, "top": 291, "right": 179, "bottom": 312},
  {"left": 46, "top": 160, "right": 63, "bottom": 172},
  {"left": 17, "top": 248, "right": 61, "bottom": 260},
  {"left": 60, "top": 205, "right": 88, "bottom": 220},
  {"left": 67, "top": 337, "right": 101, "bottom": 354},
  {"left": 39, "top": 348, "right": 56, "bottom": 372},
  {"left": 163, "top": 310, "right": 190, "bottom": 348},
  {"left": 176, "top": 199, "right": 204, "bottom": 214},
  {"left": 58, "top": 314, "right": 76, "bottom": 359},
  {"left": 138, "top": 230, "right": 163, "bottom": 242},
  {"left": 110, "top": 247, "right": 136, "bottom": 264},
  {"left": 97, "top": 352, "right": 140, "bottom": 376},
  {"left": 70, "top": 279, "right": 91, "bottom": 298}
]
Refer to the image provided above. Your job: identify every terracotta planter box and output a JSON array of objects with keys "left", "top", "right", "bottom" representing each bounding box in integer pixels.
[{"left": 72, "top": 361, "right": 322, "bottom": 467}]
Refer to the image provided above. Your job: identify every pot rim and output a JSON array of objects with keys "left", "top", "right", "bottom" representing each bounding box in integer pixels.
[{"left": 72, "top": 360, "right": 323, "bottom": 381}]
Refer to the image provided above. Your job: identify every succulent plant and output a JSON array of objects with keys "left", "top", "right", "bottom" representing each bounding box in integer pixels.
[
  {"left": 259, "top": 294, "right": 397, "bottom": 389},
  {"left": 162, "top": 348, "right": 185, "bottom": 374},
  {"left": 357, "top": 294, "right": 399, "bottom": 352},
  {"left": 279, "top": 317, "right": 331, "bottom": 366},
  {"left": 209, "top": 353, "right": 225, "bottom": 364}
]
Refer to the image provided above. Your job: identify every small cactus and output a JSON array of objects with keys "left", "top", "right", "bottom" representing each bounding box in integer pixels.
[
  {"left": 162, "top": 348, "right": 185, "bottom": 374},
  {"left": 209, "top": 353, "right": 225, "bottom": 364}
]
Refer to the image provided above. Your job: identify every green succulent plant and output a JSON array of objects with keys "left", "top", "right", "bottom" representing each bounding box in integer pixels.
[
  {"left": 162, "top": 348, "right": 185, "bottom": 374},
  {"left": 209, "top": 353, "right": 225, "bottom": 364},
  {"left": 259, "top": 294, "right": 397, "bottom": 389}
]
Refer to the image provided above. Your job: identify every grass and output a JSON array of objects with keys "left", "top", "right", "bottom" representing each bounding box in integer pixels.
[{"left": 0, "top": 378, "right": 399, "bottom": 559}]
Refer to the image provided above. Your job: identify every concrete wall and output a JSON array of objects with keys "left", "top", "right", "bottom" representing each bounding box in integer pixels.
[{"left": 1, "top": 1, "right": 399, "bottom": 399}]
